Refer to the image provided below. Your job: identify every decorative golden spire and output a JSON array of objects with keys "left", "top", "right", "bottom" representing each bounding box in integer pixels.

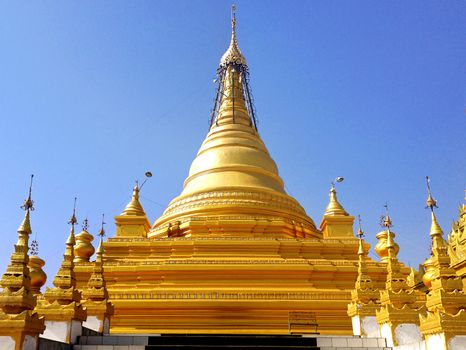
[
  {"left": 354, "top": 215, "right": 374, "bottom": 290},
  {"left": 380, "top": 204, "right": 408, "bottom": 292},
  {"left": 419, "top": 177, "right": 466, "bottom": 343},
  {"left": 0, "top": 175, "right": 45, "bottom": 350},
  {"left": 324, "top": 177, "right": 348, "bottom": 216},
  {"left": 44, "top": 198, "right": 83, "bottom": 304},
  {"left": 83, "top": 215, "right": 108, "bottom": 301},
  {"left": 425, "top": 177, "right": 448, "bottom": 254},
  {"left": 347, "top": 215, "right": 379, "bottom": 329},
  {"left": 82, "top": 214, "right": 114, "bottom": 330},
  {"left": 0, "top": 175, "right": 38, "bottom": 313},
  {"left": 421, "top": 177, "right": 464, "bottom": 298},
  {"left": 121, "top": 183, "right": 146, "bottom": 216},
  {"left": 220, "top": 5, "right": 247, "bottom": 67}
]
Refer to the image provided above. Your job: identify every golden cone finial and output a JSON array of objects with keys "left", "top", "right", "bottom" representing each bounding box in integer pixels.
[
  {"left": 97, "top": 213, "right": 105, "bottom": 258},
  {"left": 121, "top": 183, "right": 146, "bottom": 216},
  {"left": 324, "top": 177, "right": 348, "bottom": 216},
  {"left": 357, "top": 215, "right": 364, "bottom": 255}
]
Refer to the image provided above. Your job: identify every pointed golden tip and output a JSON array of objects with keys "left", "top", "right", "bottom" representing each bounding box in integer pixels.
[
  {"left": 121, "top": 184, "right": 146, "bottom": 216},
  {"left": 324, "top": 186, "right": 349, "bottom": 216},
  {"left": 66, "top": 226, "right": 76, "bottom": 246},
  {"left": 220, "top": 5, "right": 247, "bottom": 67},
  {"left": 96, "top": 235, "right": 104, "bottom": 256},
  {"left": 357, "top": 238, "right": 365, "bottom": 255},
  {"left": 17, "top": 210, "right": 32, "bottom": 235},
  {"left": 430, "top": 211, "right": 443, "bottom": 237}
]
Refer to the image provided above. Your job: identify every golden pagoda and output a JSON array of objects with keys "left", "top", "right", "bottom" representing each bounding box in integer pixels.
[
  {"left": 0, "top": 176, "right": 45, "bottom": 350},
  {"left": 375, "top": 207, "right": 426, "bottom": 347},
  {"left": 35, "top": 201, "right": 87, "bottom": 344},
  {"left": 419, "top": 178, "right": 466, "bottom": 349},
  {"left": 347, "top": 216, "right": 380, "bottom": 337},
  {"left": 72, "top": 8, "right": 392, "bottom": 335},
  {"left": 81, "top": 216, "right": 114, "bottom": 334},
  {"left": 448, "top": 196, "right": 466, "bottom": 284}
]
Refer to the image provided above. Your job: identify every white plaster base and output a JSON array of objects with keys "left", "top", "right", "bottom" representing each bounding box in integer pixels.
[
  {"left": 0, "top": 336, "right": 15, "bottom": 350},
  {"left": 83, "top": 316, "right": 103, "bottom": 333},
  {"left": 426, "top": 333, "right": 446, "bottom": 350},
  {"left": 393, "top": 340, "right": 426, "bottom": 350},
  {"left": 351, "top": 315, "right": 361, "bottom": 336},
  {"left": 40, "top": 320, "right": 82, "bottom": 344},
  {"left": 22, "top": 335, "right": 37, "bottom": 350},
  {"left": 41, "top": 320, "right": 70, "bottom": 343},
  {"left": 381, "top": 323, "right": 395, "bottom": 347},
  {"left": 362, "top": 316, "right": 380, "bottom": 338},
  {"left": 449, "top": 336, "right": 466, "bottom": 350},
  {"left": 395, "top": 323, "right": 422, "bottom": 346}
]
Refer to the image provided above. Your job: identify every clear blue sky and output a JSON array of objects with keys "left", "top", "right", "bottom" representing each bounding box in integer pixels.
[{"left": 0, "top": 1, "right": 464, "bottom": 285}]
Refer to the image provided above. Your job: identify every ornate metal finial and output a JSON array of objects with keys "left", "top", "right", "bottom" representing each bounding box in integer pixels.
[
  {"left": 231, "top": 4, "right": 237, "bottom": 34},
  {"left": 68, "top": 197, "right": 78, "bottom": 227},
  {"left": 357, "top": 214, "right": 364, "bottom": 238},
  {"left": 425, "top": 176, "right": 438, "bottom": 211},
  {"left": 21, "top": 174, "right": 35, "bottom": 212},
  {"left": 99, "top": 214, "right": 106, "bottom": 238},
  {"left": 380, "top": 203, "right": 393, "bottom": 229},
  {"left": 82, "top": 218, "right": 89, "bottom": 231},
  {"left": 30, "top": 234, "right": 39, "bottom": 255}
]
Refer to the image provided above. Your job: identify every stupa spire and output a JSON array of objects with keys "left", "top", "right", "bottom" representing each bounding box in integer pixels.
[
  {"left": 36, "top": 198, "right": 87, "bottom": 344},
  {"left": 152, "top": 8, "right": 319, "bottom": 239},
  {"left": 419, "top": 177, "right": 466, "bottom": 347},
  {"left": 48, "top": 198, "right": 81, "bottom": 294},
  {"left": 82, "top": 214, "right": 114, "bottom": 333},
  {"left": 347, "top": 215, "right": 379, "bottom": 336},
  {"left": 211, "top": 5, "right": 257, "bottom": 129},
  {"left": 354, "top": 216, "right": 375, "bottom": 291},
  {"left": 121, "top": 183, "right": 146, "bottom": 216},
  {"left": 0, "top": 175, "right": 40, "bottom": 313},
  {"left": 0, "top": 175, "right": 45, "bottom": 348},
  {"left": 380, "top": 204, "right": 407, "bottom": 292},
  {"left": 324, "top": 177, "right": 349, "bottom": 216},
  {"left": 115, "top": 175, "right": 152, "bottom": 238},
  {"left": 220, "top": 5, "right": 247, "bottom": 68}
]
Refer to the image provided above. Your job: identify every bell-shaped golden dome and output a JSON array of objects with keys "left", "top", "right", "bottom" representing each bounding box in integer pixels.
[
  {"left": 121, "top": 185, "right": 146, "bottom": 216},
  {"left": 28, "top": 255, "right": 47, "bottom": 295},
  {"left": 151, "top": 15, "right": 318, "bottom": 238},
  {"left": 422, "top": 257, "right": 435, "bottom": 290},
  {"left": 74, "top": 219, "right": 95, "bottom": 263},
  {"left": 375, "top": 229, "right": 400, "bottom": 263}
]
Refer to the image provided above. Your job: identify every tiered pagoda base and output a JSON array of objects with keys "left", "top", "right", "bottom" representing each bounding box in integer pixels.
[{"left": 74, "top": 236, "right": 392, "bottom": 335}]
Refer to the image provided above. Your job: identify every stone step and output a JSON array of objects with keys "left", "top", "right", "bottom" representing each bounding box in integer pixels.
[{"left": 75, "top": 334, "right": 391, "bottom": 350}]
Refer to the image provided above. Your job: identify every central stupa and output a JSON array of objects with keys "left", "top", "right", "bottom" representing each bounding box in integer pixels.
[
  {"left": 73, "top": 9, "right": 390, "bottom": 335},
  {"left": 150, "top": 15, "right": 318, "bottom": 239}
]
